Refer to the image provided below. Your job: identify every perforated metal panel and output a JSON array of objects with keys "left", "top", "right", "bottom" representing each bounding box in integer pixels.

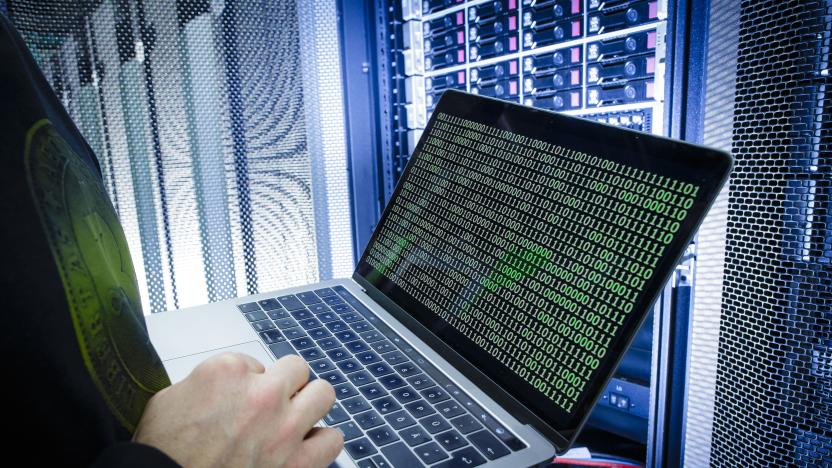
[
  {"left": 707, "top": 0, "right": 832, "bottom": 465},
  {"left": 6, "top": 0, "right": 354, "bottom": 313},
  {"left": 684, "top": 0, "right": 739, "bottom": 465}
]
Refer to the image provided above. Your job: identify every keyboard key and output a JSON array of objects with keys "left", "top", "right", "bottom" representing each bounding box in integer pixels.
[
  {"left": 314, "top": 287, "right": 337, "bottom": 297},
  {"left": 332, "top": 303, "right": 353, "bottom": 313},
  {"left": 394, "top": 362, "right": 418, "bottom": 377},
  {"left": 297, "top": 291, "right": 322, "bottom": 305},
  {"left": 385, "top": 410, "right": 416, "bottom": 430},
  {"left": 446, "top": 387, "right": 525, "bottom": 452},
  {"left": 290, "top": 337, "right": 315, "bottom": 350},
  {"left": 354, "top": 410, "right": 384, "bottom": 429},
  {"left": 324, "top": 403, "right": 350, "bottom": 425},
  {"left": 434, "top": 446, "right": 486, "bottom": 468},
  {"left": 444, "top": 384, "right": 476, "bottom": 410},
  {"left": 420, "top": 414, "right": 452, "bottom": 434},
  {"left": 336, "top": 358, "right": 362, "bottom": 374},
  {"left": 299, "top": 347, "right": 323, "bottom": 361},
  {"left": 336, "top": 330, "right": 359, "bottom": 342},
  {"left": 310, "top": 358, "right": 335, "bottom": 373},
  {"left": 378, "top": 444, "right": 422, "bottom": 468},
  {"left": 244, "top": 310, "right": 267, "bottom": 322},
  {"left": 371, "top": 340, "right": 396, "bottom": 354},
  {"left": 367, "top": 425, "right": 399, "bottom": 446},
  {"left": 324, "top": 295, "right": 345, "bottom": 306},
  {"left": 347, "top": 370, "right": 374, "bottom": 387},
  {"left": 277, "top": 295, "right": 305, "bottom": 311},
  {"left": 435, "top": 400, "right": 465, "bottom": 419},
  {"left": 357, "top": 458, "right": 379, "bottom": 468},
  {"left": 336, "top": 421, "right": 363, "bottom": 441},
  {"left": 282, "top": 327, "right": 306, "bottom": 340},
  {"left": 400, "top": 425, "right": 432, "bottom": 447},
  {"left": 332, "top": 287, "right": 357, "bottom": 300},
  {"left": 345, "top": 437, "right": 377, "bottom": 460},
  {"left": 422, "top": 386, "right": 450, "bottom": 404},
  {"left": 343, "top": 396, "right": 371, "bottom": 414},
  {"left": 237, "top": 302, "right": 261, "bottom": 313},
  {"left": 326, "top": 347, "right": 351, "bottom": 362},
  {"left": 404, "top": 400, "right": 435, "bottom": 418},
  {"left": 290, "top": 309, "right": 313, "bottom": 321},
  {"left": 407, "top": 374, "right": 434, "bottom": 390},
  {"left": 267, "top": 309, "right": 289, "bottom": 321},
  {"left": 317, "top": 312, "right": 339, "bottom": 323},
  {"left": 391, "top": 386, "right": 420, "bottom": 404},
  {"left": 414, "top": 442, "right": 448, "bottom": 464},
  {"left": 435, "top": 429, "right": 467, "bottom": 451},
  {"left": 299, "top": 318, "right": 323, "bottom": 330},
  {"left": 326, "top": 320, "right": 349, "bottom": 333},
  {"left": 341, "top": 312, "right": 362, "bottom": 323},
  {"left": 251, "top": 320, "right": 276, "bottom": 332},
  {"left": 259, "top": 329, "right": 284, "bottom": 344},
  {"left": 258, "top": 298, "right": 282, "bottom": 311},
  {"left": 307, "top": 327, "right": 331, "bottom": 340},
  {"left": 379, "top": 374, "right": 407, "bottom": 390},
  {"left": 335, "top": 383, "right": 359, "bottom": 400},
  {"left": 275, "top": 318, "right": 298, "bottom": 330},
  {"left": 345, "top": 340, "right": 370, "bottom": 353},
  {"left": 319, "top": 370, "right": 347, "bottom": 386},
  {"left": 467, "top": 430, "right": 510, "bottom": 460},
  {"left": 367, "top": 362, "right": 394, "bottom": 377},
  {"left": 351, "top": 321, "right": 372, "bottom": 333},
  {"left": 317, "top": 337, "right": 340, "bottom": 350},
  {"left": 370, "top": 455, "right": 391, "bottom": 468},
  {"left": 450, "top": 414, "right": 482, "bottom": 434},
  {"left": 356, "top": 351, "right": 381, "bottom": 365},
  {"left": 309, "top": 303, "right": 330, "bottom": 314},
  {"left": 371, "top": 396, "right": 401, "bottom": 415},
  {"left": 359, "top": 383, "right": 387, "bottom": 400},
  {"left": 268, "top": 341, "right": 297, "bottom": 359},
  {"left": 382, "top": 351, "right": 408, "bottom": 365}
]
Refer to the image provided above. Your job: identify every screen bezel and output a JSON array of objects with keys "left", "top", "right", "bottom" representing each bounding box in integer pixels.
[{"left": 354, "top": 90, "right": 733, "bottom": 452}]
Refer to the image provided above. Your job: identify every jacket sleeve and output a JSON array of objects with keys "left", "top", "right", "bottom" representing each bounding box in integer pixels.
[{"left": 89, "top": 442, "right": 181, "bottom": 468}]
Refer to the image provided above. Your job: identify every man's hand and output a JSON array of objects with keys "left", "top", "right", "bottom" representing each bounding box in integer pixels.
[{"left": 134, "top": 353, "right": 343, "bottom": 468}]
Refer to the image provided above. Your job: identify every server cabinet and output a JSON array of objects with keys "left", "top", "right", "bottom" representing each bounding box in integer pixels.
[{"left": 340, "top": 0, "right": 704, "bottom": 463}]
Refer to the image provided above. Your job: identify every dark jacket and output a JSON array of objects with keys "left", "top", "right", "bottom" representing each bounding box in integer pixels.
[{"left": 0, "top": 14, "right": 178, "bottom": 467}]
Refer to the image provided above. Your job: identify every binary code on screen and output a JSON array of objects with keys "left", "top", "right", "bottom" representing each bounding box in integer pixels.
[{"left": 365, "top": 113, "right": 699, "bottom": 414}]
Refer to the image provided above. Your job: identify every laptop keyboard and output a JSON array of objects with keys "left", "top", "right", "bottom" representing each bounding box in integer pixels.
[{"left": 238, "top": 285, "right": 526, "bottom": 467}]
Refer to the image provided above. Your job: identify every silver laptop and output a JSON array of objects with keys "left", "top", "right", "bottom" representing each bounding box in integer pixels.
[{"left": 147, "top": 90, "right": 732, "bottom": 468}]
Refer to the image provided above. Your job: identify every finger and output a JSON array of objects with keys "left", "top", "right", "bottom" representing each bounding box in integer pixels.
[
  {"left": 265, "top": 354, "right": 310, "bottom": 397},
  {"left": 290, "top": 378, "right": 336, "bottom": 430},
  {"left": 291, "top": 427, "right": 344, "bottom": 468},
  {"left": 228, "top": 352, "right": 266, "bottom": 374}
]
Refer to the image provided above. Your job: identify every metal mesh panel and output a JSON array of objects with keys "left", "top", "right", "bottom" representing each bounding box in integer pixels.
[
  {"left": 710, "top": 0, "right": 832, "bottom": 465},
  {"left": 6, "top": 0, "right": 354, "bottom": 313},
  {"left": 683, "top": 0, "right": 740, "bottom": 465}
]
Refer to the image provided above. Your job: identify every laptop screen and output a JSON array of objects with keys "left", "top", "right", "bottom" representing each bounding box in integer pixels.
[{"left": 356, "top": 90, "right": 731, "bottom": 440}]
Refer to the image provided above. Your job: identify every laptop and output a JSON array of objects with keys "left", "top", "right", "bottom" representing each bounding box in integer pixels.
[{"left": 146, "top": 90, "right": 732, "bottom": 468}]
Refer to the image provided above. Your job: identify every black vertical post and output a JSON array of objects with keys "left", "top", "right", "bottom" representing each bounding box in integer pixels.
[
  {"left": 654, "top": 0, "right": 712, "bottom": 466},
  {"left": 337, "top": 0, "right": 385, "bottom": 262}
]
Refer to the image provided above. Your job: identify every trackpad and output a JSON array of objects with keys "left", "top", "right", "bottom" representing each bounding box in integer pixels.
[{"left": 162, "top": 341, "right": 273, "bottom": 383}]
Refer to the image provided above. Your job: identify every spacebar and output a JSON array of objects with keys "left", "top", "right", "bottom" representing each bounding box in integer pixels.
[
  {"left": 381, "top": 442, "right": 425, "bottom": 467},
  {"left": 268, "top": 342, "right": 297, "bottom": 359}
]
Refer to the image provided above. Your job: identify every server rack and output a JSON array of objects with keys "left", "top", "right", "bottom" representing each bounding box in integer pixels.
[{"left": 339, "top": 0, "right": 704, "bottom": 463}]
